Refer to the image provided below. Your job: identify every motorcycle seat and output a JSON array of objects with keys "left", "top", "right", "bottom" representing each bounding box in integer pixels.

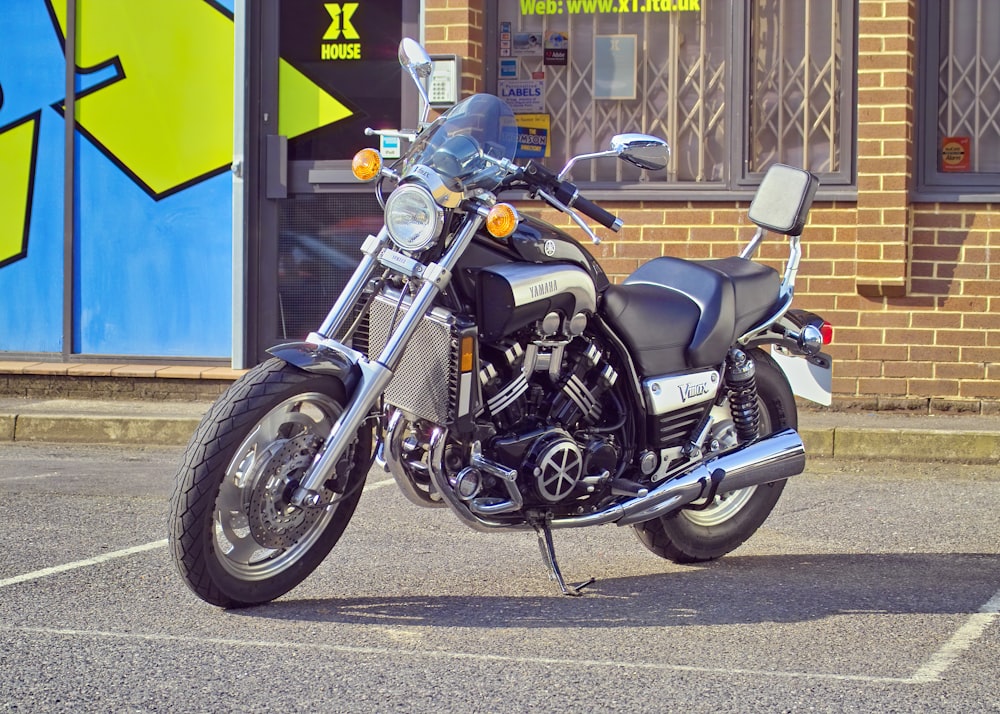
[{"left": 601, "top": 256, "right": 780, "bottom": 375}]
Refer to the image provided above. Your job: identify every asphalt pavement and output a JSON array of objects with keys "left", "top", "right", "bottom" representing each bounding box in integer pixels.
[
  {"left": 0, "top": 395, "right": 998, "bottom": 463},
  {"left": 1, "top": 443, "right": 998, "bottom": 712}
]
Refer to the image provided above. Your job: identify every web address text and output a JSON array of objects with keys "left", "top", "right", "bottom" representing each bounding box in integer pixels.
[{"left": 521, "top": 0, "right": 700, "bottom": 14}]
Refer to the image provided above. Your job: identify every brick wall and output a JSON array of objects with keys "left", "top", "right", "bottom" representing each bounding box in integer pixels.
[
  {"left": 423, "top": 0, "right": 485, "bottom": 95},
  {"left": 424, "top": 0, "right": 1000, "bottom": 414}
]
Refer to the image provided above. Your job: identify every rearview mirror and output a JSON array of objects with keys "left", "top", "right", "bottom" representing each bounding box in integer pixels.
[
  {"left": 611, "top": 134, "right": 670, "bottom": 171},
  {"left": 399, "top": 38, "right": 433, "bottom": 78},
  {"left": 399, "top": 38, "right": 434, "bottom": 125},
  {"left": 558, "top": 133, "right": 670, "bottom": 181}
]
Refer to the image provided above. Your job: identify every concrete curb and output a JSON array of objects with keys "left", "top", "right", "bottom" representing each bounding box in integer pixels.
[
  {"left": 801, "top": 426, "right": 1000, "bottom": 464},
  {"left": 0, "top": 399, "right": 209, "bottom": 447},
  {"left": 10, "top": 414, "right": 204, "bottom": 446},
  {"left": 1, "top": 402, "right": 998, "bottom": 463}
]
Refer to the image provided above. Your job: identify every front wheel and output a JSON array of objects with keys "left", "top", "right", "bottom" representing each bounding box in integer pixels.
[
  {"left": 168, "top": 358, "right": 372, "bottom": 608},
  {"left": 634, "top": 348, "right": 795, "bottom": 564}
]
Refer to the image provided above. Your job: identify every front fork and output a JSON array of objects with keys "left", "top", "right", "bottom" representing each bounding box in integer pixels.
[{"left": 288, "top": 212, "right": 485, "bottom": 507}]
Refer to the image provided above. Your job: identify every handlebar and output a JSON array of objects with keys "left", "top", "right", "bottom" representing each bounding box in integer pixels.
[
  {"left": 564, "top": 193, "right": 622, "bottom": 232},
  {"left": 521, "top": 161, "right": 623, "bottom": 233}
]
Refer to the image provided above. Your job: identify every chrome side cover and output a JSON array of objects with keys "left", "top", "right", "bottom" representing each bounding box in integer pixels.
[{"left": 642, "top": 368, "right": 721, "bottom": 416}]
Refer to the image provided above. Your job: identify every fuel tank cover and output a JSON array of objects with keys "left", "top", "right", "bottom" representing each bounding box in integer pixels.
[{"left": 477, "top": 262, "right": 597, "bottom": 342}]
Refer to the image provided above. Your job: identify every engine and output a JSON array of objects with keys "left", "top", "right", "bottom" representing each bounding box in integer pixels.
[
  {"left": 377, "top": 270, "right": 633, "bottom": 518},
  {"left": 468, "top": 313, "right": 627, "bottom": 513}
]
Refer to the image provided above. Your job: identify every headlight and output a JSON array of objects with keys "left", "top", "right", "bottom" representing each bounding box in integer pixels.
[{"left": 384, "top": 184, "right": 444, "bottom": 252}]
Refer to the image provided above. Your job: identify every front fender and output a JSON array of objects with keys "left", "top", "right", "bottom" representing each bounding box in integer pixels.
[{"left": 267, "top": 340, "right": 362, "bottom": 393}]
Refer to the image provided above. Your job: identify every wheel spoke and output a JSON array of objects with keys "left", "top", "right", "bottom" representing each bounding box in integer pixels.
[
  {"left": 211, "top": 391, "right": 345, "bottom": 581},
  {"left": 223, "top": 528, "right": 275, "bottom": 565}
]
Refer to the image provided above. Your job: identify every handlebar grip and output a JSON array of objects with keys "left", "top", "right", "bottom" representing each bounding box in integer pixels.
[{"left": 571, "top": 194, "right": 623, "bottom": 232}]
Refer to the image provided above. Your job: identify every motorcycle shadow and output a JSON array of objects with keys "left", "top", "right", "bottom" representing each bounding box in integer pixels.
[{"left": 234, "top": 551, "right": 1000, "bottom": 627}]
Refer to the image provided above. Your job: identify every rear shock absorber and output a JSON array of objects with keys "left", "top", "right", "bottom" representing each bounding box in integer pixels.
[{"left": 726, "top": 348, "right": 760, "bottom": 443}]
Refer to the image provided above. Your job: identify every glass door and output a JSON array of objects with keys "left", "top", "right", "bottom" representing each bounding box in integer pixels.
[{"left": 245, "top": 0, "right": 419, "bottom": 361}]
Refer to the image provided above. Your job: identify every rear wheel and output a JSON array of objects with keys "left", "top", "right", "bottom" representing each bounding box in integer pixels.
[
  {"left": 634, "top": 348, "right": 795, "bottom": 563},
  {"left": 168, "top": 358, "right": 372, "bottom": 607}
]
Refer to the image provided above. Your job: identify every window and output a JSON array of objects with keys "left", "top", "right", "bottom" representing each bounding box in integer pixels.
[
  {"left": 491, "top": 1, "right": 854, "bottom": 195},
  {"left": 747, "top": 3, "right": 845, "bottom": 176},
  {"left": 917, "top": 0, "right": 1000, "bottom": 199}
]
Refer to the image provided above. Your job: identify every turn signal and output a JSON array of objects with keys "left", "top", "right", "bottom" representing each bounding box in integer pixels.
[
  {"left": 486, "top": 203, "right": 519, "bottom": 238},
  {"left": 352, "top": 148, "right": 382, "bottom": 182}
]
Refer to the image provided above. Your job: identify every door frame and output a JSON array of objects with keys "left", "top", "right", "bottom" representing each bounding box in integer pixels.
[{"left": 238, "top": 0, "right": 420, "bottom": 366}]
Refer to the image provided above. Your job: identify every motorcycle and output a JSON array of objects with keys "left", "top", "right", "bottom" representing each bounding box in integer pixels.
[{"left": 168, "top": 39, "right": 833, "bottom": 607}]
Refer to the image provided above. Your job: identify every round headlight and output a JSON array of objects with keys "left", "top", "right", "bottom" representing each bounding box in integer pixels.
[{"left": 384, "top": 184, "right": 444, "bottom": 252}]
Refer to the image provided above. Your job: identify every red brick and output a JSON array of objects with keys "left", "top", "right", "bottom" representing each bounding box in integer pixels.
[
  {"left": 935, "top": 330, "right": 986, "bottom": 347},
  {"left": 936, "top": 363, "right": 986, "bottom": 380},
  {"left": 907, "top": 379, "right": 960, "bottom": 397},
  {"left": 858, "top": 378, "right": 907, "bottom": 395},
  {"left": 959, "top": 381, "right": 1000, "bottom": 399},
  {"left": 885, "top": 361, "right": 933, "bottom": 378},
  {"left": 884, "top": 328, "right": 936, "bottom": 345}
]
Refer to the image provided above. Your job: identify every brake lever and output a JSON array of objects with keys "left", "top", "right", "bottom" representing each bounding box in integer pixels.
[{"left": 536, "top": 188, "right": 601, "bottom": 245}]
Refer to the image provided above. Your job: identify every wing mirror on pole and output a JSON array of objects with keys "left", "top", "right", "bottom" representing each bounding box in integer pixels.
[
  {"left": 399, "top": 38, "right": 434, "bottom": 126},
  {"left": 611, "top": 134, "right": 671, "bottom": 171}
]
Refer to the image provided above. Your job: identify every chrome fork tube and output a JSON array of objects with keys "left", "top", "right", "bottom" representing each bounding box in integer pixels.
[
  {"left": 373, "top": 213, "right": 482, "bottom": 370},
  {"left": 292, "top": 213, "right": 484, "bottom": 506}
]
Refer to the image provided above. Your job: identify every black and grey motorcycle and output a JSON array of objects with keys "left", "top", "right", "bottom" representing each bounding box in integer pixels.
[{"left": 168, "top": 39, "right": 833, "bottom": 607}]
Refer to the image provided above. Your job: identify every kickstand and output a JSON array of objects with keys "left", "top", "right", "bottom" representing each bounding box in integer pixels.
[{"left": 532, "top": 521, "right": 595, "bottom": 596}]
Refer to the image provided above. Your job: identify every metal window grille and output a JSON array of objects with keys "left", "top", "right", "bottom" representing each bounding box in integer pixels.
[
  {"left": 937, "top": 0, "right": 1000, "bottom": 173},
  {"left": 508, "top": 7, "right": 727, "bottom": 184},
  {"left": 748, "top": 1, "right": 841, "bottom": 174},
  {"left": 500, "top": 1, "right": 845, "bottom": 186}
]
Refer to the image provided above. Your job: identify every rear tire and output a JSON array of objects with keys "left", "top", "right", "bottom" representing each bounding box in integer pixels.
[
  {"left": 634, "top": 348, "right": 795, "bottom": 563},
  {"left": 168, "top": 358, "right": 371, "bottom": 608}
]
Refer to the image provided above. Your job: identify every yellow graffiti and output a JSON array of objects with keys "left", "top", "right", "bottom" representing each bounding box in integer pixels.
[
  {"left": 0, "top": 115, "right": 37, "bottom": 266},
  {"left": 48, "top": 0, "right": 353, "bottom": 198},
  {"left": 278, "top": 61, "right": 354, "bottom": 138}
]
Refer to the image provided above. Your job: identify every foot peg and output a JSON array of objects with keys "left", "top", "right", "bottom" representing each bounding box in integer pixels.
[{"left": 533, "top": 521, "right": 595, "bottom": 596}]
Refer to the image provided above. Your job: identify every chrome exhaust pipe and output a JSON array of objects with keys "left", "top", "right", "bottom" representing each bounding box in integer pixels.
[
  {"left": 425, "top": 428, "right": 805, "bottom": 532},
  {"left": 613, "top": 428, "right": 805, "bottom": 526}
]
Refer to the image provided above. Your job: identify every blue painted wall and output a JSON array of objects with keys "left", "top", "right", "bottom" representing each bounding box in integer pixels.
[{"left": 0, "top": 0, "right": 236, "bottom": 358}]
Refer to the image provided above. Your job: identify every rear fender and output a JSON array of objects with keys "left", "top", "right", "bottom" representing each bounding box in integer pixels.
[{"left": 747, "top": 310, "right": 832, "bottom": 406}]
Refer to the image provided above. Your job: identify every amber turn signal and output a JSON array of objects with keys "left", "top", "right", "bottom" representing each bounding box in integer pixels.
[
  {"left": 486, "top": 203, "right": 519, "bottom": 238},
  {"left": 351, "top": 149, "right": 382, "bottom": 182}
]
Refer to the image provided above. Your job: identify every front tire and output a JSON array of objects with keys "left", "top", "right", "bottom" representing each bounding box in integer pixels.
[
  {"left": 634, "top": 348, "right": 795, "bottom": 563},
  {"left": 168, "top": 358, "right": 372, "bottom": 608}
]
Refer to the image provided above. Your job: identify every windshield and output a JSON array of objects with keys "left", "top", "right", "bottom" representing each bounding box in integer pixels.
[{"left": 397, "top": 94, "right": 519, "bottom": 192}]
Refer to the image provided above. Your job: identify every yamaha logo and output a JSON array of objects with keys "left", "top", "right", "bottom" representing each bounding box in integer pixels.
[
  {"left": 529, "top": 279, "right": 558, "bottom": 299},
  {"left": 543, "top": 240, "right": 556, "bottom": 257}
]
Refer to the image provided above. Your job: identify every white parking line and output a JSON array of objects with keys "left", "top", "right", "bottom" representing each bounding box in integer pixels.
[
  {"left": 911, "top": 587, "right": 1000, "bottom": 683},
  {"left": 0, "top": 625, "right": 922, "bottom": 684},
  {"left": 0, "top": 540, "right": 168, "bottom": 589},
  {"left": 7, "top": 602, "right": 998, "bottom": 686},
  {"left": 0, "top": 471, "right": 61, "bottom": 483},
  {"left": 0, "top": 477, "right": 397, "bottom": 590}
]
